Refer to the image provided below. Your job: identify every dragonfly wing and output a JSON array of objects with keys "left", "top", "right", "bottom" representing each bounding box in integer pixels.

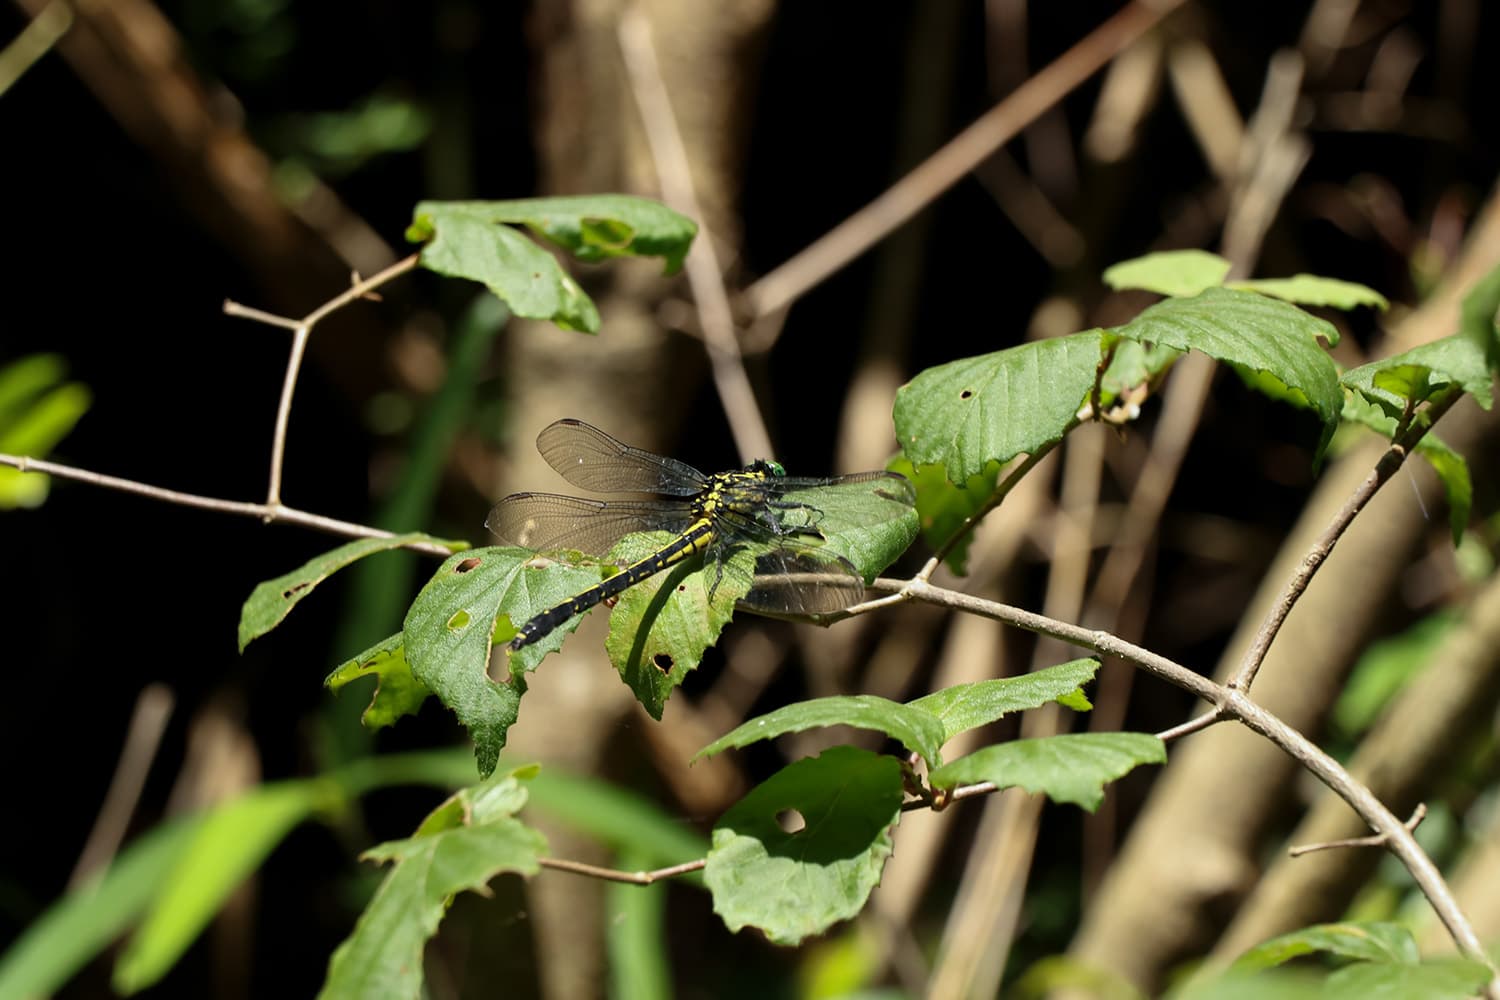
[
  {"left": 535, "top": 419, "right": 706, "bottom": 496},
  {"left": 768, "top": 471, "right": 917, "bottom": 529},
  {"left": 486, "top": 493, "right": 689, "bottom": 556},
  {"left": 739, "top": 544, "right": 867, "bottom": 616}
]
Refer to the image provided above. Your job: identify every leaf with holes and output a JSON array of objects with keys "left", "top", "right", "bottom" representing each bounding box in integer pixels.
[
  {"left": 706, "top": 747, "right": 903, "bottom": 946},
  {"left": 239, "top": 533, "right": 466, "bottom": 652},
  {"left": 929, "top": 732, "right": 1165, "bottom": 810},
  {"left": 319, "top": 770, "right": 545, "bottom": 1000},
  {"left": 325, "top": 632, "right": 432, "bottom": 730},
  {"left": 894, "top": 329, "right": 1105, "bottom": 483},
  {"left": 695, "top": 695, "right": 947, "bottom": 767},
  {"left": 604, "top": 533, "right": 754, "bottom": 720},
  {"left": 404, "top": 548, "right": 610, "bottom": 776},
  {"left": 1104, "top": 250, "right": 1232, "bottom": 297},
  {"left": 1111, "top": 287, "right": 1342, "bottom": 459},
  {"left": 908, "top": 659, "right": 1100, "bottom": 743}
]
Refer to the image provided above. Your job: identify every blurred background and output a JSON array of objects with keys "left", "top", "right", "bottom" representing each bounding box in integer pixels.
[{"left": 2, "top": 1, "right": 1499, "bottom": 997}]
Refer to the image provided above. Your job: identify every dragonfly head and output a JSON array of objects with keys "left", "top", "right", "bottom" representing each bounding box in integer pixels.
[{"left": 750, "top": 459, "right": 786, "bottom": 478}]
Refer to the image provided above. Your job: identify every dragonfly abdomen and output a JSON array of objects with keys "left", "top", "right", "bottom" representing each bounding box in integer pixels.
[{"left": 508, "top": 519, "right": 716, "bottom": 650}]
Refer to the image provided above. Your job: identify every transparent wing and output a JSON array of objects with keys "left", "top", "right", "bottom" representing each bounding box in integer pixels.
[
  {"left": 739, "top": 544, "right": 867, "bottom": 616},
  {"left": 535, "top": 419, "right": 707, "bottom": 496},
  {"left": 485, "top": 492, "right": 694, "bottom": 556}
]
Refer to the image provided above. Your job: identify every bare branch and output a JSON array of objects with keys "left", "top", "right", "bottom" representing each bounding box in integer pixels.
[
  {"left": 537, "top": 856, "right": 706, "bottom": 885},
  {"left": 1289, "top": 804, "right": 1427, "bottom": 858}
]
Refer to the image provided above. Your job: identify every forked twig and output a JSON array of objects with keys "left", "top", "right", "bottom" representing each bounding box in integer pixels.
[{"left": 1289, "top": 804, "right": 1427, "bottom": 858}]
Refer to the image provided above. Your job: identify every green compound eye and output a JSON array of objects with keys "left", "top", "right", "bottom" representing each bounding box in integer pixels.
[{"left": 765, "top": 461, "right": 786, "bottom": 477}]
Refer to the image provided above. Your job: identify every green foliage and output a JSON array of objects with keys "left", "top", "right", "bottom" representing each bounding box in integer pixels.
[
  {"left": 319, "top": 770, "right": 546, "bottom": 1000},
  {"left": 239, "top": 532, "right": 466, "bottom": 652},
  {"left": 705, "top": 747, "right": 903, "bottom": 945},
  {"left": 928, "top": 732, "right": 1166, "bottom": 811},
  {"left": 697, "top": 659, "right": 1100, "bottom": 767},
  {"left": 1341, "top": 392, "right": 1472, "bottom": 543},
  {"left": 406, "top": 195, "right": 699, "bottom": 333},
  {"left": 607, "top": 848, "right": 673, "bottom": 1000},
  {"left": 888, "top": 455, "right": 1000, "bottom": 575},
  {"left": 1331, "top": 612, "right": 1455, "bottom": 738},
  {"left": 325, "top": 631, "right": 432, "bottom": 730},
  {"left": 0, "top": 353, "right": 91, "bottom": 508},
  {"left": 1103, "top": 249, "right": 1232, "bottom": 297},
  {"left": 1232, "top": 275, "right": 1389, "bottom": 311},
  {"left": 1224, "top": 922, "right": 1490, "bottom": 1000},
  {"left": 115, "top": 781, "right": 336, "bottom": 992}
]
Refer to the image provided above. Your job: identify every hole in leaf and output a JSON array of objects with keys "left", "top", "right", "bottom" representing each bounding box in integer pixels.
[
  {"left": 776, "top": 809, "right": 806, "bottom": 834},
  {"left": 959, "top": 389, "right": 973, "bottom": 400},
  {"left": 447, "top": 610, "right": 471, "bottom": 630},
  {"left": 677, "top": 584, "right": 687, "bottom": 592},
  {"left": 455, "top": 557, "right": 481, "bottom": 573},
  {"left": 652, "top": 653, "right": 673, "bottom": 673},
  {"left": 282, "top": 582, "right": 311, "bottom": 599}
]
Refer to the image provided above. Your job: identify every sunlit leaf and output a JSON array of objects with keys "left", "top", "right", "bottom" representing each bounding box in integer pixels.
[
  {"left": 325, "top": 632, "right": 432, "bottom": 730},
  {"left": 908, "top": 659, "right": 1100, "bottom": 743},
  {"left": 1103, "top": 250, "right": 1231, "bottom": 297},
  {"left": 928, "top": 732, "right": 1165, "bottom": 811},
  {"left": 695, "top": 694, "right": 947, "bottom": 767}
]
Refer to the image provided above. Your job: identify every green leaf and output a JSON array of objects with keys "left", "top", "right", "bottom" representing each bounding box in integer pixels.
[
  {"left": 772, "top": 473, "right": 919, "bottom": 582},
  {"left": 319, "top": 770, "right": 546, "bottom": 1000},
  {"left": 1232, "top": 275, "right": 1389, "bottom": 311},
  {"left": 1103, "top": 250, "right": 1231, "bottom": 297},
  {"left": 1099, "top": 340, "right": 1182, "bottom": 403},
  {"left": 888, "top": 456, "right": 999, "bottom": 575},
  {"left": 1332, "top": 612, "right": 1454, "bottom": 739},
  {"left": 607, "top": 847, "right": 673, "bottom": 1000},
  {"left": 1112, "top": 287, "right": 1343, "bottom": 458},
  {"left": 408, "top": 209, "right": 600, "bottom": 332},
  {"left": 115, "top": 781, "right": 331, "bottom": 993},
  {"left": 1341, "top": 332, "right": 1493, "bottom": 414},
  {"left": 239, "top": 533, "right": 465, "bottom": 652},
  {"left": 894, "top": 329, "right": 1105, "bottom": 482},
  {"left": 908, "top": 659, "right": 1100, "bottom": 743},
  {"left": 928, "top": 732, "right": 1166, "bottom": 811},
  {"left": 1171, "top": 969, "right": 1326, "bottom": 1000},
  {"left": 326, "top": 632, "right": 433, "bottom": 730},
  {"left": 0, "top": 819, "right": 198, "bottom": 1000},
  {"left": 695, "top": 695, "right": 947, "bottom": 767},
  {"left": 1323, "top": 959, "right": 1492, "bottom": 1000},
  {"left": 1008, "top": 955, "right": 1149, "bottom": 1000},
  {"left": 1231, "top": 921, "right": 1420, "bottom": 972},
  {"left": 411, "top": 195, "right": 698, "bottom": 273},
  {"left": 1458, "top": 261, "right": 1500, "bottom": 369},
  {"left": 1340, "top": 392, "right": 1472, "bottom": 543},
  {"left": 0, "top": 354, "right": 91, "bottom": 509},
  {"left": 705, "top": 747, "right": 902, "bottom": 946},
  {"left": 606, "top": 533, "right": 752, "bottom": 720},
  {"left": 403, "top": 548, "right": 609, "bottom": 776}
]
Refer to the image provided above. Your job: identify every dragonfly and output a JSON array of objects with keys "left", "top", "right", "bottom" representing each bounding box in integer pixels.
[{"left": 487, "top": 419, "right": 916, "bottom": 651}]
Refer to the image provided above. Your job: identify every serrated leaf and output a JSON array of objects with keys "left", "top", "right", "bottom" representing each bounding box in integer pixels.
[
  {"left": 1232, "top": 275, "right": 1389, "bottom": 311},
  {"left": 0, "top": 819, "right": 198, "bottom": 1000},
  {"left": 705, "top": 747, "right": 902, "bottom": 946},
  {"left": 1322, "top": 959, "right": 1492, "bottom": 1000},
  {"left": 1341, "top": 332, "right": 1493, "bottom": 413},
  {"left": 1112, "top": 287, "right": 1343, "bottom": 458},
  {"left": 888, "top": 456, "right": 999, "bottom": 575},
  {"left": 1340, "top": 392, "right": 1472, "bottom": 543},
  {"left": 326, "top": 633, "right": 431, "bottom": 730},
  {"left": 404, "top": 548, "right": 609, "bottom": 776},
  {"left": 928, "top": 732, "right": 1165, "bottom": 811},
  {"left": 411, "top": 195, "right": 697, "bottom": 273},
  {"left": 908, "top": 659, "right": 1100, "bottom": 743},
  {"left": 319, "top": 771, "right": 545, "bottom": 1000},
  {"left": 1099, "top": 339, "right": 1182, "bottom": 402},
  {"left": 773, "top": 472, "right": 918, "bottom": 582},
  {"left": 115, "top": 782, "right": 331, "bottom": 993},
  {"left": 1231, "top": 921, "right": 1419, "bottom": 972},
  {"left": 695, "top": 695, "right": 947, "bottom": 767},
  {"left": 1103, "top": 250, "right": 1231, "bottom": 297},
  {"left": 239, "top": 533, "right": 465, "bottom": 652},
  {"left": 408, "top": 209, "right": 599, "bottom": 331},
  {"left": 894, "top": 330, "right": 1105, "bottom": 482},
  {"left": 605, "top": 533, "right": 752, "bottom": 719}
]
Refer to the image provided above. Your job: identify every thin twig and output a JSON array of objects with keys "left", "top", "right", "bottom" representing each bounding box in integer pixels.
[
  {"left": 1288, "top": 804, "right": 1427, "bottom": 857},
  {"left": 616, "top": 9, "right": 772, "bottom": 464},
  {"left": 743, "top": 0, "right": 1187, "bottom": 318},
  {"left": 1155, "top": 709, "right": 1223, "bottom": 743},
  {"left": 0, "top": 452, "right": 454, "bottom": 556},
  {"left": 537, "top": 855, "right": 705, "bottom": 885},
  {"left": 857, "top": 575, "right": 1493, "bottom": 970},
  {"left": 1228, "top": 389, "right": 1462, "bottom": 692},
  {"left": 223, "top": 253, "right": 421, "bottom": 506}
]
